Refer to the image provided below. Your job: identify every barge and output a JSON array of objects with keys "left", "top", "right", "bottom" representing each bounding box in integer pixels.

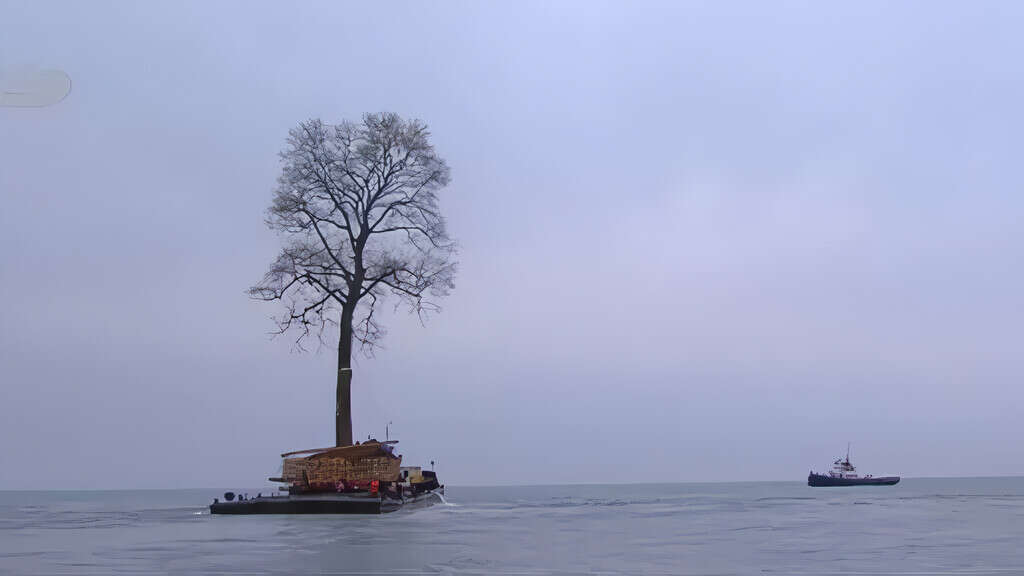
[{"left": 210, "top": 440, "right": 443, "bottom": 514}]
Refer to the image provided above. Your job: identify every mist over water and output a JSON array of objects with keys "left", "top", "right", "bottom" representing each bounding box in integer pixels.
[{"left": 3, "top": 478, "right": 1023, "bottom": 575}]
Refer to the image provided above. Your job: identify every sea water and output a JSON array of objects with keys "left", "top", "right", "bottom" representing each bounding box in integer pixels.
[{"left": 2, "top": 478, "right": 1023, "bottom": 575}]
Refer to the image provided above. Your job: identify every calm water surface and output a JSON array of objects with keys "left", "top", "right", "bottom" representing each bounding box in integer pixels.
[{"left": 2, "top": 478, "right": 1023, "bottom": 575}]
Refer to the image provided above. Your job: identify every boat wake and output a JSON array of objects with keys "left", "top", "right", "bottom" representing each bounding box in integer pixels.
[{"left": 437, "top": 493, "right": 460, "bottom": 507}]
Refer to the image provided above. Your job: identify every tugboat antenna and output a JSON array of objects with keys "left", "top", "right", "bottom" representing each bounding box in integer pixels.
[{"left": 846, "top": 442, "right": 851, "bottom": 462}]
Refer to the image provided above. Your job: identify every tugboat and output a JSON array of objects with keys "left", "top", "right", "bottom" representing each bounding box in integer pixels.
[
  {"left": 808, "top": 446, "right": 899, "bottom": 487},
  {"left": 210, "top": 440, "right": 443, "bottom": 514}
]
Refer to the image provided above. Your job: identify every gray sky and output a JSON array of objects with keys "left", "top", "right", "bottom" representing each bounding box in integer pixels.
[{"left": 2, "top": 1, "right": 1022, "bottom": 489}]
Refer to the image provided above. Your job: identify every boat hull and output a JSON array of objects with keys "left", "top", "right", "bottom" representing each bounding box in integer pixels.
[
  {"left": 209, "top": 490, "right": 442, "bottom": 515},
  {"left": 808, "top": 473, "right": 900, "bottom": 487}
]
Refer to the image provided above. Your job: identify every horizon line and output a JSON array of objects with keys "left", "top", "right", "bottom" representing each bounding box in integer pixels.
[{"left": 3, "top": 474, "right": 1023, "bottom": 492}]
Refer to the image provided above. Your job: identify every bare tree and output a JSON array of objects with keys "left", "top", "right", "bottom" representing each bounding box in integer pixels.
[{"left": 251, "top": 113, "right": 456, "bottom": 447}]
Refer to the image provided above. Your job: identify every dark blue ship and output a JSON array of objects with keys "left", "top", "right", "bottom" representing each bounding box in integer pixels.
[{"left": 808, "top": 447, "right": 899, "bottom": 487}]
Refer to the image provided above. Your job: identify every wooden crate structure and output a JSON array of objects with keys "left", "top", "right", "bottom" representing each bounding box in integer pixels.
[{"left": 280, "top": 442, "right": 401, "bottom": 486}]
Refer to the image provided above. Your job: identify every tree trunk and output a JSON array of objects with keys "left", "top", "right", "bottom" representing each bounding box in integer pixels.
[{"left": 336, "top": 305, "right": 355, "bottom": 447}]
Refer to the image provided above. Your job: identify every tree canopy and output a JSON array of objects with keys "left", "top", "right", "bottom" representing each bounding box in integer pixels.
[{"left": 251, "top": 112, "right": 457, "bottom": 445}]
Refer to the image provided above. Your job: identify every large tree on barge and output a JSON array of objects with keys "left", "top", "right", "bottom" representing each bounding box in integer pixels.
[{"left": 251, "top": 113, "right": 456, "bottom": 447}]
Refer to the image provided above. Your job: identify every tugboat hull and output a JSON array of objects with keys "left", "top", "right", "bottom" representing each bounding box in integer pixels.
[
  {"left": 808, "top": 473, "right": 900, "bottom": 487},
  {"left": 209, "top": 490, "right": 442, "bottom": 515}
]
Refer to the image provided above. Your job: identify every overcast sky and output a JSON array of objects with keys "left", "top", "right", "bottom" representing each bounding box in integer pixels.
[{"left": 2, "top": 1, "right": 1023, "bottom": 489}]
